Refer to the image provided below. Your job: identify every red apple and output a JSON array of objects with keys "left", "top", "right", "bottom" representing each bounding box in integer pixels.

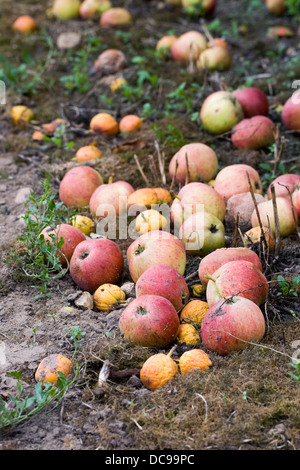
[
  {"left": 197, "top": 45, "right": 232, "bottom": 72},
  {"left": 100, "top": 7, "right": 132, "bottom": 27},
  {"left": 214, "top": 164, "right": 262, "bottom": 201},
  {"left": 200, "top": 91, "right": 244, "bottom": 135},
  {"left": 251, "top": 197, "right": 298, "bottom": 237},
  {"left": 69, "top": 238, "right": 124, "bottom": 293},
  {"left": 40, "top": 223, "right": 86, "bottom": 267},
  {"left": 292, "top": 186, "right": 300, "bottom": 217},
  {"left": 225, "top": 192, "right": 266, "bottom": 231},
  {"left": 135, "top": 264, "right": 189, "bottom": 311},
  {"left": 200, "top": 296, "right": 266, "bottom": 356},
  {"left": 170, "top": 31, "right": 207, "bottom": 63},
  {"left": 231, "top": 115, "right": 276, "bottom": 150},
  {"left": 232, "top": 87, "right": 269, "bottom": 118},
  {"left": 12, "top": 15, "right": 37, "bottom": 33},
  {"left": 168, "top": 143, "right": 218, "bottom": 185},
  {"left": 266, "top": 0, "right": 288, "bottom": 15},
  {"left": 127, "top": 230, "right": 186, "bottom": 283},
  {"left": 266, "top": 173, "right": 300, "bottom": 199},
  {"left": 171, "top": 182, "right": 226, "bottom": 231},
  {"left": 205, "top": 260, "right": 269, "bottom": 308},
  {"left": 281, "top": 91, "right": 300, "bottom": 131},
  {"left": 59, "top": 166, "right": 103, "bottom": 209},
  {"left": 156, "top": 35, "right": 178, "bottom": 57},
  {"left": 179, "top": 211, "right": 225, "bottom": 256},
  {"left": 89, "top": 180, "right": 134, "bottom": 219},
  {"left": 119, "top": 295, "right": 180, "bottom": 348},
  {"left": 198, "top": 247, "right": 263, "bottom": 286}
]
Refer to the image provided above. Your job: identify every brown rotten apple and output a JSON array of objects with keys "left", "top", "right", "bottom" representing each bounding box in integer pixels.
[
  {"left": 265, "top": 0, "right": 288, "bottom": 15},
  {"left": 205, "top": 260, "right": 269, "bottom": 308},
  {"left": 127, "top": 230, "right": 186, "bottom": 283},
  {"left": 69, "top": 238, "right": 124, "bottom": 293},
  {"left": 119, "top": 294, "right": 180, "bottom": 348},
  {"left": 59, "top": 166, "right": 103, "bottom": 209},
  {"left": 181, "top": 0, "right": 217, "bottom": 15},
  {"left": 200, "top": 296, "right": 266, "bottom": 356},
  {"left": 135, "top": 264, "right": 189, "bottom": 311}
]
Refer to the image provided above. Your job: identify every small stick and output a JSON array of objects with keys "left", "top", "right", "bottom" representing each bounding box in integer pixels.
[
  {"left": 278, "top": 182, "right": 300, "bottom": 240},
  {"left": 270, "top": 184, "right": 281, "bottom": 256},
  {"left": 148, "top": 154, "right": 159, "bottom": 185},
  {"left": 233, "top": 212, "right": 240, "bottom": 247},
  {"left": 154, "top": 140, "right": 166, "bottom": 185},
  {"left": 134, "top": 154, "right": 150, "bottom": 185},
  {"left": 185, "top": 152, "right": 191, "bottom": 185},
  {"left": 246, "top": 171, "right": 268, "bottom": 248},
  {"left": 170, "top": 159, "right": 179, "bottom": 191}
]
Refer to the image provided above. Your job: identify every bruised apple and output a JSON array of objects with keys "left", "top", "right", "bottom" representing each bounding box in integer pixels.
[
  {"left": 214, "top": 164, "right": 262, "bottom": 201},
  {"left": 69, "top": 238, "right": 124, "bottom": 293},
  {"left": 90, "top": 113, "right": 119, "bottom": 136},
  {"left": 200, "top": 296, "right": 266, "bottom": 356},
  {"left": 127, "top": 230, "right": 186, "bottom": 283},
  {"left": 135, "top": 264, "right": 189, "bottom": 311},
  {"left": 40, "top": 223, "right": 86, "bottom": 267},
  {"left": 231, "top": 115, "right": 276, "bottom": 150},
  {"left": 198, "top": 247, "right": 263, "bottom": 286},
  {"left": 119, "top": 295, "right": 180, "bottom": 348},
  {"left": 59, "top": 166, "right": 103, "bottom": 209}
]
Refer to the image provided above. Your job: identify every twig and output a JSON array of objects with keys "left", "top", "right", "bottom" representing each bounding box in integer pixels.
[
  {"left": 185, "top": 152, "right": 191, "bottom": 185},
  {"left": 154, "top": 140, "right": 166, "bottom": 185},
  {"left": 170, "top": 159, "right": 179, "bottom": 191},
  {"left": 134, "top": 154, "right": 150, "bottom": 185},
  {"left": 246, "top": 171, "right": 268, "bottom": 248},
  {"left": 270, "top": 184, "right": 281, "bottom": 256},
  {"left": 195, "top": 393, "right": 208, "bottom": 422},
  {"left": 233, "top": 212, "right": 240, "bottom": 247},
  {"left": 277, "top": 182, "right": 300, "bottom": 240}
]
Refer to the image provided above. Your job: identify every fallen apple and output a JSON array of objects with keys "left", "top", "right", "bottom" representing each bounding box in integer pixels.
[
  {"left": 52, "top": 0, "right": 81, "bottom": 19},
  {"left": 135, "top": 209, "right": 168, "bottom": 235},
  {"left": 170, "top": 31, "right": 207, "bottom": 63},
  {"left": 135, "top": 264, "right": 189, "bottom": 311},
  {"left": 266, "top": 174, "right": 300, "bottom": 199},
  {"left": 181, "top": 0, "right": 217, "bottom": 15},
  {"left": 251, "top": 197, "right": 298, "bottom": 237},
  {"left": 93, "top": 49, "right": 126, "bottom": 75},
  {"left": 231, "top": 115, "right": 276, "bottom": 150},
  {"left": 90, "top": 113, "right": 119, "bottom": 136},
  {"left": 100, "top": 7, "right": 132, "bottom": 27},
  {"left": 59, "top": 166, "right": 103, "bottom": 209},
  {"left": 156, "top": 35, "right": 178, "bottom": 58},
  {"left": 79, "top": 0, "right": 111, "bottom": 18},
  {"left": 89, "top": 180, "right": 134, "bottom": 219},
  {"left": 292, "top": 185, "right": 300, "bottom": 217},
  {"left": 225, "top": 191, "right": 266, "bottom": 231},
  {"left": 119, "top": 115, "right": 143, "bottom": 133},
  {"left": 73, "top": 145, "right": 102, "bottom": 162},
  {"left": 281, "top": 91, "right": 300, "bottom": 131},
  {"left": 265, "top": 0, "right": 288, "bottom": 15},
  {"left": 214, "top": 164, "right": 262, "bottom": 201},
  {"left": 12, "top": 15, "right": 37, "bottom": 33},
  {"left": 119, "top": 294, "right": 180, "bottom": 348},
  {"left": 200, "top": 91, "right": 243, "bottom": 135},
  {"left": 197, "top": 45, "right": 232, "bottom": 72},
  {"left": 200, "top": 296, "right": 266, "bottom": 356},
  {"left": 232, "top": 87, "right": 269, "bottom": 118}
]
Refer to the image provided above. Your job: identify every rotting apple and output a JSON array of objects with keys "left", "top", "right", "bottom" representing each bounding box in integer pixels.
[
  {"left": 92, "top": 49, "right": 126, "bottom": 75},
  {"left": 198, "top": 246, "right": 263, "bottom": 286},
  {"left": 168, "top": 142, "right": 219, "bottom": 185},
  {"left": 265, "top": 0, "right": 288, "bottom": 15},
  {"left": 225, "top": 191, "right": 266, "bottom": 231},
  {"left": 251, "top": 197, "right": 298, "bottom": 237},
  {"left": 200, "top": 91, "right": 243, "bottom": 135},
  {"left": 200, "top": 296, "right": 266, "bottom": 356},
  {"left": 231, "top": 115, "right": 276, "bottom": 150},
  {"left": 214, "top": 164, "right": 262, "bottom": 201},
  {"left": 69, "top": 238, "right": 124, "bottom": 293},
  {"left": 119, "top": 294, "right": 180, "bottom": 348},
  {"left": 135, "top": 264, "right": 189, "bottom": 311},
  {"left": 59, "top": 165, "right": 103, "bottom": 209},
  {"left": 205, "top": 260, "right": 269, "bottom": 307},
  {"left": 127, "top": 230, "right": 186, "bottom": 283},
  {"left": 232, "top": 87, "right": 269, "bottom": 118}
]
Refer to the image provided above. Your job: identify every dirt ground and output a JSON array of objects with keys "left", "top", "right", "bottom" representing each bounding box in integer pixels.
[{"left": 0, "top": 0, "right": 300, "bottom": 452}]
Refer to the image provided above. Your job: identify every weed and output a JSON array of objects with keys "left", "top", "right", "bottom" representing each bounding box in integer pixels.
[
  {"left": 289, "top": 362, "right": 300, "bottom": 382},
  {"left": 276, "top": 275, "right": 300, "bottom": 297},
  {"left": 65, "top": 327, "right": 86, "bottom": 360}
]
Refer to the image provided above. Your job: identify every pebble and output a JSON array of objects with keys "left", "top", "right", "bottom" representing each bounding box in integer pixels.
[
  {"left": 75, "top": 291, "right": 94, "bottom": 309},
  {"left": 14, "top": 187, "right": 32, "bottom": 205}
]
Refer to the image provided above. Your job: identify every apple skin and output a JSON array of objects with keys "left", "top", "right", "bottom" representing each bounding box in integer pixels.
[
  {"left": 179, "top": 211, "right": 225, "bottom": 256},
  {"left": 89, "top": 180, "right": 134, "bottom": 219},
  {"left": 266, "top": 174, "right": 300, "bottom": 199},
  {"left": 53, "top": 0, "right": 81, "bottom": 19},
  {"left": 231, "top": 115, "right": 276, "bottom": 150},
  {"left": 198, "top": 247, "right": 263, "bottom": 286},
  {"left": 156, "top": 35, "right": 178, "bottom": 57},
  {"left": 135, "top": 264, "right": 189, "bottom": 311},
  {"left": 292, "top": 186, "right": 300, "bottom": 217},
  {"left": 200, "top": 91, "right": 244, "bottom": 135},
  {"left": 100, "top": 7, "right": 132, "bottom": 27},
  {"left": 40, "top": 223, "right": 86, "bottom": 268},
  {"left": 127, "top": 230, "right": 186, "bottom": 283},
  {"left": 214, "top": 164, "right": 262, "bottom": 201},
  {"left": 170, "top": 182, "right": 226, "bottom": 230},
  {"left": 168, "top": 143, "right": 218, "bottom": 185},
  {"left": 251, "top": 197, "right": 298, "bottom": 237},
  {"left": 170, "top": 31, "right": 207, "bottom": 63},
  {"left": 59, "top": 166, "right": 103, "bottom": 209},
  {"left": 200, "top": 296, "right": 266, "bottom": 356},
  {"left": 197, "top": 45, "right": 232, "bottom": 72},
  {"left": 232, "top": 88, "right": 269, "bottom": 118},
  {"left": 206, "top": 260, "right": 269, "bottom": 308},
  {"left": 266, "top": 0, "right": 288, "bottom": 15},
  {"left": 119, "top": 294, "right": 180, "bottom": 348},
  {"left": 79, "top": 0, "right": 111, "bottom": 18},
  {"left": 225, "top": 192, "right": 266, "bottom": 231},
  {"left": 281, "top": 92, "right": 300, "bottom": 131},
  {"left": 69, "top": 238, "right": 124, "bottom": 293},
  {"left": 181, "top": 0, "right": 217, "bottom": 15}
]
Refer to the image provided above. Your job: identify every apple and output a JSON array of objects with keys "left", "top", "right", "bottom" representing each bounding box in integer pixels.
[
  {"left": 119, "top": 294, "right": 180, "bottom": 348},
  {"left": 266, "top": 0, "right": 288, "bottom": 15},
  {"left": 127, "top": 230, "right": 186, "bottom": 283},
  {"left": 153, "top": 188, "right": 173, "bottom": 204},
  {"left": 267, "top": 26, "right": 293, "bottom": 38},
  {"left": 200, "top": 296, "right": 266, "bottom": 356},
  {"left": 231, "top": 115, "right": 276, "bottom": 150},
  {"left": 266, "top": 174, "right": 300, "bottom": 199},
  {"left": 251, "top": 197, "right": 298, "bottom": 237},
  {"left": 52, "top": 0, "right": 81, "bottom": 19},
  {"left": 40, "top": 223, "right": 86, "bottom": 267},
  {"left": 79, "top": 0, "right": 111, "bottom": 18},
  {"left": 127, "top": 188, "right": 172, "bottom": 211},
  {"left": 11, "top": 105, "right": 34, "bottom": 127},
  {"left": 198, "top": 247, "right": 263, "bottom": 286},
  {"left": 179, "top": 211, "right": 225, "bottom": 256},
  {"left": 156, "top": 35, "right": 178, "bottom": 57},
  {"left": 200, "top": 91, "right": 243, "bottom": 135},
  {"left": 119, "top": 115, "right": 143, "bottom": 133},
  {"left": 69, "top": 238, "right": 124, "bottom": 293},
  {"left": 59, "top": 166, "right": 103, "bottom": 209},
  {"left": 281, "top": 91, "right": 300, "bottom": 131},
  {"left": 135, "top": 264, "right": 189, "bottom": 311},
  {"left": 168, "top": 143, "right": 218, "bottom": 185},
  {"left": 93, "top": 49, "right": 126, "bottom": 75},
  {"left": 232, "top": 87, "right": 269, "bottom": 118},
  {"left": 170, "top": 182, "right": 226, "bottom": 231},
  {"left": 225, "top": 191, "right": 266, "bottom": 231},
  {"left": 89, "top": 180, "right": 134, "bottom": 219},
  {"left": 73, "top": 145, "right": 102, "bottom": 162},
  {"left": 100, "top": 7, "right": 132, "bottom": 27},
  {"left": 90, "top": 113, "right": 119, "bottom": 136},
  {"left": 170, "top": 31, "right": 207, "bottom": 63},
  {"left": 197, "top": 46, "right": 232, "bottom": 72},
  {"left": 205, "top": 260, "right": 269, "bottom": 308},
  {"left": 214, "top": 164, "right": 262, "bottom": 201},
  {"left": 12, "top": 15, "right": 37, "bottom": 33},
  {"left": 292, "top": 186, "right": 300, "bottom": 217},
  {"left": 181, "top": 0, "right": 217, "bottom": 15},
  {"left": 135, "top": 209, "right": 168, "bottom": 235}
]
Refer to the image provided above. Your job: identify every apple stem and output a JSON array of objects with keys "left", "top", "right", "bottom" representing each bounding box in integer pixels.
[
  {"left": 205, "top": 273, "right": 216, "bottom": 282},
  {"left": 167, "top": 346, "right": 176, "bottom": 358}
]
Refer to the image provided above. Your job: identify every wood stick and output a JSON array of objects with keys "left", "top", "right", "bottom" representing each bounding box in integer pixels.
[
  {"left": 233, "top": 212, "right": 240, "bottom": 247},
  {"left": 246, "top": 171, "right": 268, "bottom": 248},
  {"left": 134, "top": 154, "right": 150, "bottom": 185},
  {"left": 270, "top": 184, "right": 281, "bottom": 256}
]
